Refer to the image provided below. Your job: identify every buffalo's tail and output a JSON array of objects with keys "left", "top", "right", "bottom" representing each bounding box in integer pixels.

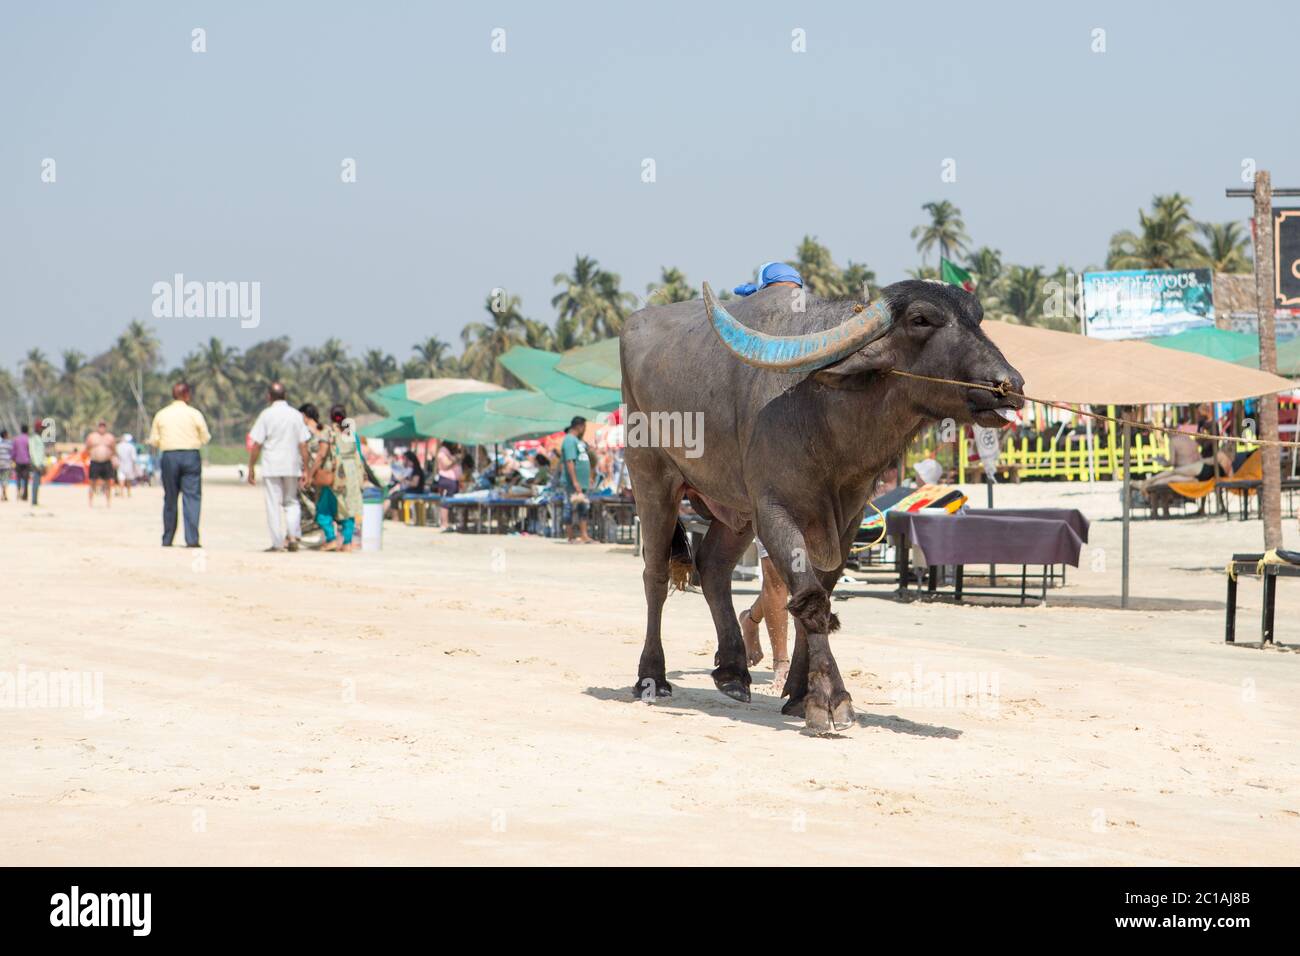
[{"left": 668, "top": 520, "right": 693, "bottom": 591}]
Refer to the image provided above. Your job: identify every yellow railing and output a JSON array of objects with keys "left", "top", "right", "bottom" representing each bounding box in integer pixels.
[{"left": 946, "top": 406, "right": 1172, "bottom": 483}]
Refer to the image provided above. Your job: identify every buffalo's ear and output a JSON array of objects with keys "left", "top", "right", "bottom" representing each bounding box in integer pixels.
[{"left": 812, "top": 342, "right": 894, "bottom": 386}]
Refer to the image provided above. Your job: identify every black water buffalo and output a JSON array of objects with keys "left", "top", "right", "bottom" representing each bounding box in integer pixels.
[{"left": 619, "top": 280, "right": 1024, "bottom": 734}]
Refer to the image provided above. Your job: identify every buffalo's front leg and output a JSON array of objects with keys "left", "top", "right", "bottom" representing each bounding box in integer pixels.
[
  {"left": 759, "top": 514, "right": 854, "bottom": 734},
  {"left": 787, "top": 590, "right": 853, "bottom": 733}
]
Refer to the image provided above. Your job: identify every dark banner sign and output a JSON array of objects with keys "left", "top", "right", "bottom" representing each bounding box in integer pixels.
[{"left": 1275, "top": 207, "right": 1300, "bottom": 307}]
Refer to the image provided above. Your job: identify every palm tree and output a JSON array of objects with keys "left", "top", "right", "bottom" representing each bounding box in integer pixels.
[
  {"left": 551, "top": 255, "right": 633, "bottom": 343},
  {"left": 0, "top": 367, "right": 24, "bottom": 433},
  {"left": 20, "top": 349, "right": 57, "bottom": 413},
  {"left": 410, "top": 337, "right": 454, "bottom": 377},
  {"left": 1193, "top": 221, "right": 1252, "bottom": 273},
  {"left": 56, "top": 350, "right": 106, "bottom": 437},
  {"left": 589, "top": 270, "right": 635, "bottom": 338},
  {"left": 359, "top": 349, "right": 398, "bottom": 393},
  {"left": 962, "top": 246, "right": 1005, "bottom": 311},
  {"left": 181, "top": 338, "right": 245, "bottom": 442},
  {"left": 792, "top": 236, "right": 848, "bottom": 298},
  {"left": 1106, "top": 193, "right": 1199, "bottom": 269},
  {"left": 551, "top": 313, "right": 581, "bottom": 352},
  {"left": 841, "top": 261, "right": 876, "bottom": 300},
  {"left": 111, "top": 320, "right": 161, "bottom": 439},
  {"left": 1001, "top": 266, "right": 1046, "bottom": 325},
  {"left": 966, "top": 247, "right": 1003, "bottom": 287},
  {"left": 645, "top": 266, "right": 695, "bottom": 305},
  {"left": 911, "top": 201, "right": 970, "bottom": 267},
  {"left": 460, "top": 293, "right": 528, "bottom": 383},
  {"left": 552, "top": 255, "right": 601, "bottom": 326},
  {"left": 302, "top": 338, "right": 363, "bottom": 410},
  {"left": 522, "top": 318, "right": 556, "bottom": 351}
]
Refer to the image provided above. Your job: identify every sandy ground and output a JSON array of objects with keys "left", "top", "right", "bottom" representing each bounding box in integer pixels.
[{"left": 2, "top": 470, "right": 1299, "bottom": 865}]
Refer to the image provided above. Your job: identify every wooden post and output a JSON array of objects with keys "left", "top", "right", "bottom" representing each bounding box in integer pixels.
[
  {"left": 1121, "top": 421, "right": 1131, "bottom": 609},
  {"left": 957, "top": 427, "right": 966, "bottom": 484},
  {"left": 1253, "top": 170, "right": 1283, "bottom": 550}
]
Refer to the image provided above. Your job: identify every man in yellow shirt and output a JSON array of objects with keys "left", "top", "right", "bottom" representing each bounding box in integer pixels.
[{"left": 148, "top": 382, "right": 211, "bottom": 547}]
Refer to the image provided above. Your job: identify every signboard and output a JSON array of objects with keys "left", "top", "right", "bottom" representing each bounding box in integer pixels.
[
  {"left": 1081, "top": 268, "right": 1214, "bottom": 339},
  {"left": 1275, "top": 208, "right": 1300, "bottom": 308},
  {"left": 971, "top": 424, "right": 1001, "bottom": 482},
  {"left": 1226, "top": 312, "right": 1300, "bottom": 342}
]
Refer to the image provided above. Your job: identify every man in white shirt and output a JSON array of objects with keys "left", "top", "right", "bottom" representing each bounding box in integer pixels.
[
  {"left": 115, "top": 433, "right": 139, "bottom": 497},
  {"left": 247, "top": 382, "right": 310, "bottom": 552}
]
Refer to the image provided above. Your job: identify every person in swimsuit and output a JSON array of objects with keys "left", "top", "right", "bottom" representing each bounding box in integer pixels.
[{"left": 84, "top": 421, "right": 117, "bottom": 508}]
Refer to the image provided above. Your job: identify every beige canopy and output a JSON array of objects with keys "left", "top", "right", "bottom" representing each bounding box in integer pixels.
[
  {"left": 982, "top": 321, "right": 1296, "bottom": 405},
  {"left": 404, "top": 377, "right": 504, "bottom": 404}
]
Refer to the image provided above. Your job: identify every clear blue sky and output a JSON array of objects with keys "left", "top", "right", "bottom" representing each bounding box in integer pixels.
[{"left": 2, "top": 0, "right": 1296, "bottom": 365}]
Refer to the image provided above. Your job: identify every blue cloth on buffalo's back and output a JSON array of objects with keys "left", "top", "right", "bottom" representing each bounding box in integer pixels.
[{"left": 733, "top": 261, "right": 804, "bottom": 296}]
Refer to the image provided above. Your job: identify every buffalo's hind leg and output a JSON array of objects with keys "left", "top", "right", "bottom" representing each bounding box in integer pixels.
[
  {"left": 695, "top": 520, "right": 756, "bottom": 703},
  {"left": 626, "top": 454, "right": 682, "bottom": 699}
]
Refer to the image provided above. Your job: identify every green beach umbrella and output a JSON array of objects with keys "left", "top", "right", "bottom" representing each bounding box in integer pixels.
[
  {"left": 485, "top": 390, "right": 602, "bottom": 426},
  {"left": 498, "top": 346, "right": 621, "bottom": 410},
  {"left": 367, "top": 383, "right": 422, "bottom": 418},
  {"left": 357, "top": 414, "right": 422, "bottom": 440},
  {"left": 555, "top": 337, "right": 621, "bottom": 390},
  {"left": 412, "top": 390, "right": 563, "bottom": 444}
]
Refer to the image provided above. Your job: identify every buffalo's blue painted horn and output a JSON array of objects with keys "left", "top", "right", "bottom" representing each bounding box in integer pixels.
[{"left": 702, "top": 281, "right": 892, "bottom": 373}]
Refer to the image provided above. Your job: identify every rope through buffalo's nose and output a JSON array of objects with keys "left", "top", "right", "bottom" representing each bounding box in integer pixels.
[{"left": 885, "top": 368, "right": 1300, "bottom": 450}]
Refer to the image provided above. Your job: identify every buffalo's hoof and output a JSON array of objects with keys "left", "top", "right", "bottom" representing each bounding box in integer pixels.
[
  {"left": 803, "top": 695, "right": 833, "bottom": 736},
  {"left": 830, "top": 693, "right": 856, "bottom": 731},
  {"left": 634, "top": 677, "right": 672, "bottom": 700},
  {"left": 711, "top": 666, "right": 751, "bottom": 703},
  {"left": 781, "top": 695, "right": 805, "bottom": 718}
]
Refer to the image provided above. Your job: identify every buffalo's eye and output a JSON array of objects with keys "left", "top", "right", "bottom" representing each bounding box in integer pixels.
[{"left": 910, "top": 312, "right": 931, "bottom": 328}]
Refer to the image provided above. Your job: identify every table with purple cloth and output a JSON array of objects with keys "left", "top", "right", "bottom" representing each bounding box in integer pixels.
[
  {"left": 961, "top": 507, "right": 1090, "bottom": 544},
  {"left": 887, "top": 508, "right": 1088, "bottom": 604}
]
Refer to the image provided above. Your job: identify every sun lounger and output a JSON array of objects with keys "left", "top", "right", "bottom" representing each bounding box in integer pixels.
[{"left": 1166, "top": 449, "right": 1262, "bottom": 518}]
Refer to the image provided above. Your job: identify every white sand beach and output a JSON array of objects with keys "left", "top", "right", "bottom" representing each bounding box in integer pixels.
[{"left": 2, "top": 473, "right": 1298, "bottom": 865}]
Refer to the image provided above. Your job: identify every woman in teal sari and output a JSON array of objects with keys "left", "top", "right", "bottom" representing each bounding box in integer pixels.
[{"left": 325, "top": 403, "right": 366, "bottom": 554}]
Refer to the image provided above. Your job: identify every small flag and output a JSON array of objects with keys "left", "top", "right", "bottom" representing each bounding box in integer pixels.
[{"left": 940, "top": 257, "right": 976, "bottom": 293}]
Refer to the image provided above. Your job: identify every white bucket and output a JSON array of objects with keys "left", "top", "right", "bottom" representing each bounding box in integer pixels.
[{"left": 361, "top": 500, "right": 383, "bottom": 551}]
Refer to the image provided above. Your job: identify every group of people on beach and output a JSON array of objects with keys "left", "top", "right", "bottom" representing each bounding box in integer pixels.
[
  {"left": 0, "top": 418, "right": 147, "bottom": 509},
  {"left": 383, "top": 415, "right": 601, "bottom": 543},
  {"left": 0, "top": 422, "right": 48, "bottom": 505},
  {"left": 386, "top": 440, "right": 469, "bottom": 530},
  {"left": 7, "top": 376, "right": 607, "bottom": 553},
  {"left": 143, "top": 378, "right": 378, "bottom": 552},
  {"left": 246, "top": 382, "right": 376, "bottom": 553}
]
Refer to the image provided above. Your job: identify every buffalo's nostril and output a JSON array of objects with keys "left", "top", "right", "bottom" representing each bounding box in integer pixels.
[{"left": 996, "top": 372, "right": 1025, "bottom": 395}]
